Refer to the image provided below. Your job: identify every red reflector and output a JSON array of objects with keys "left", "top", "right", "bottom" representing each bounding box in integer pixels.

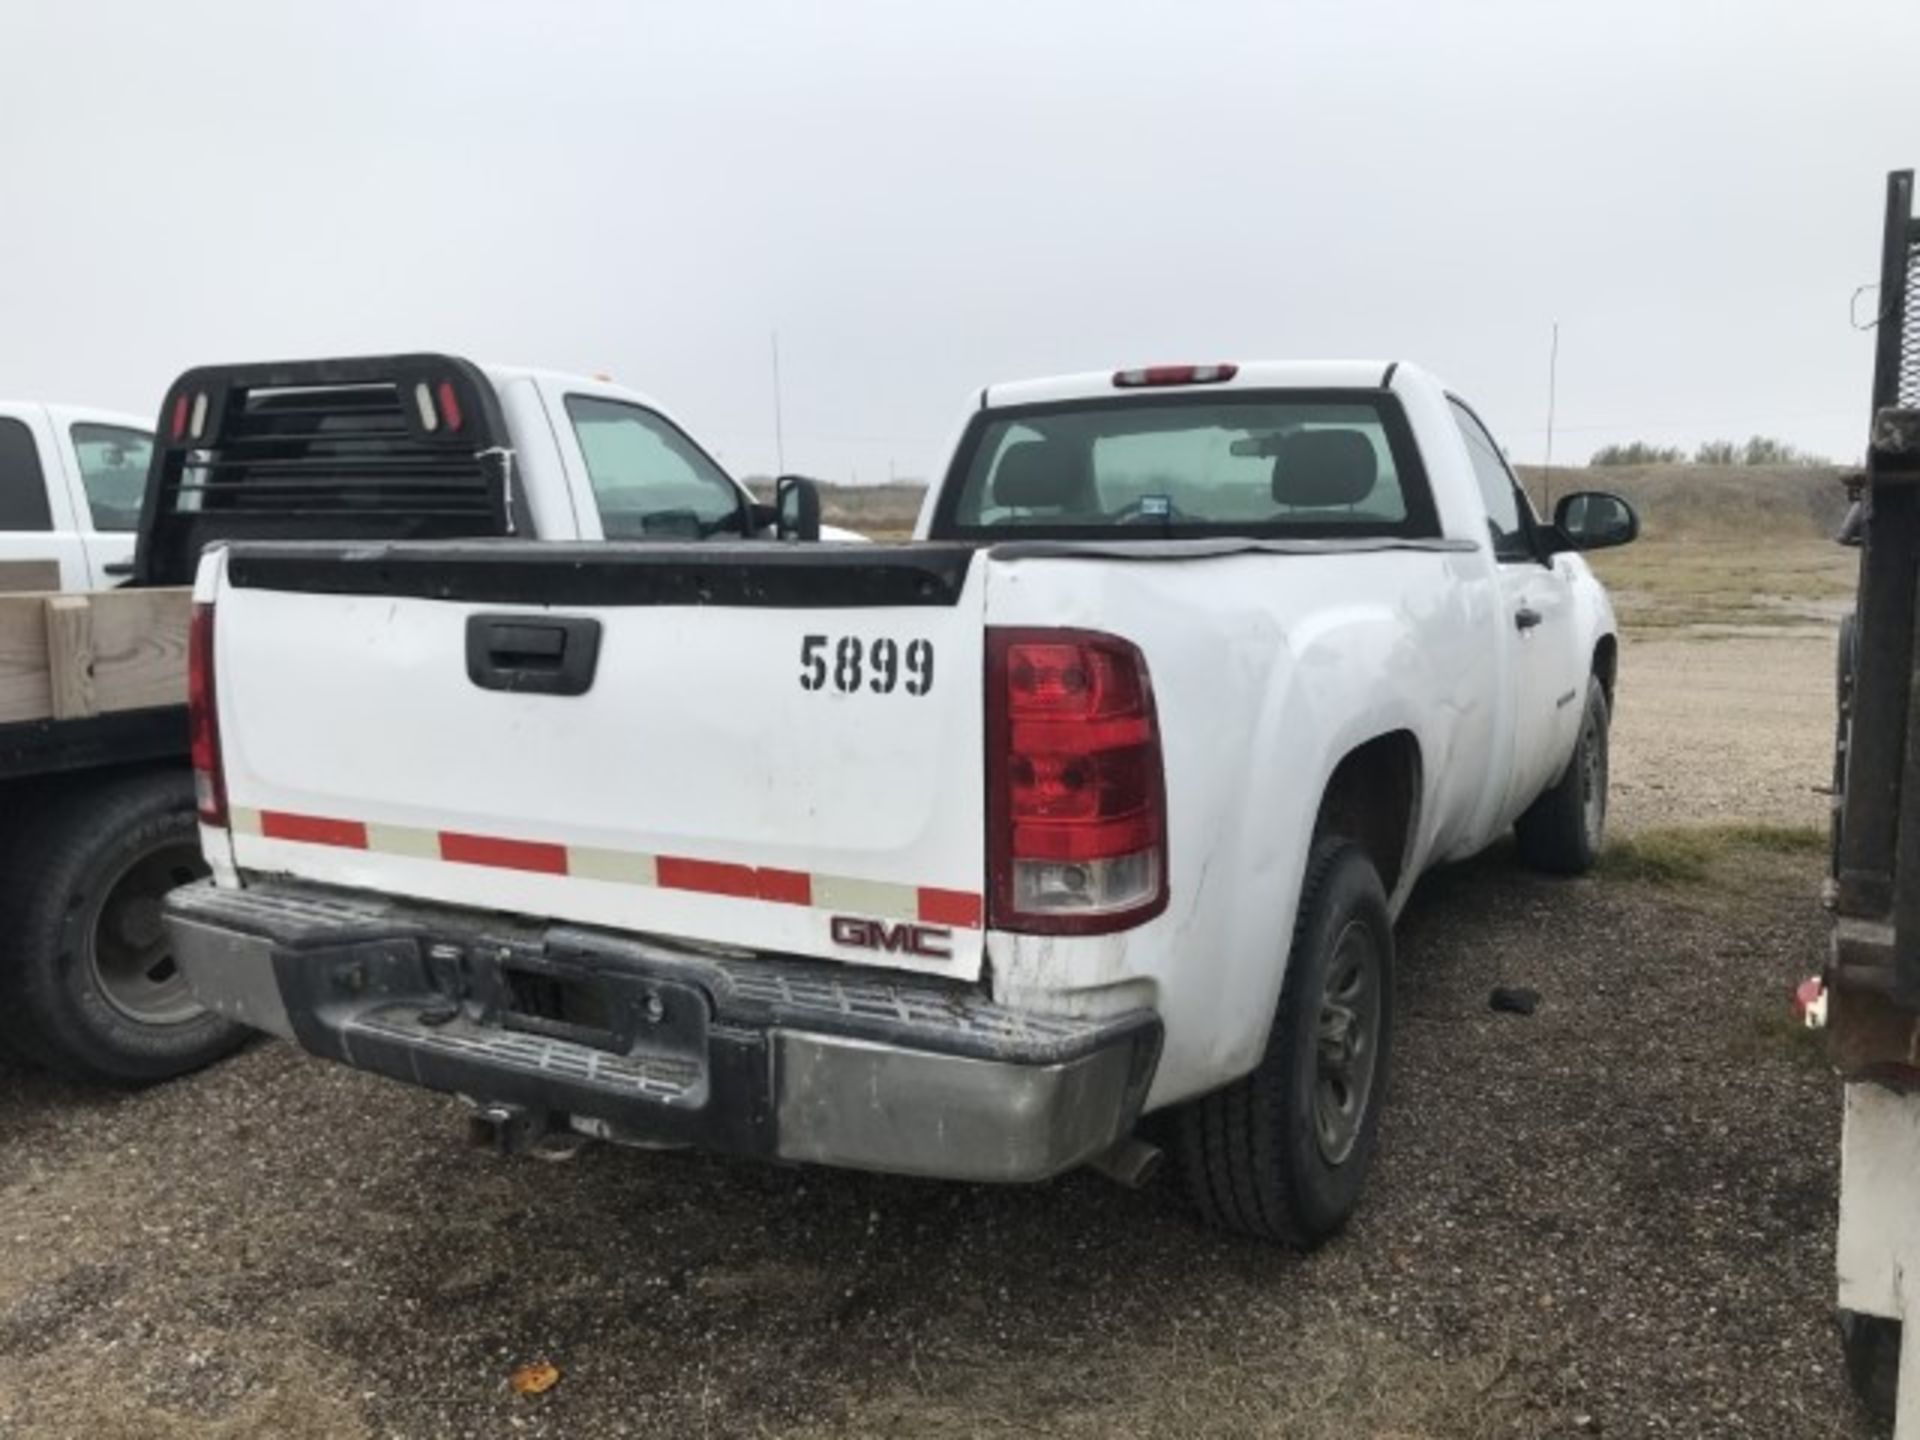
[
  {"left": 439, "top": 831, "right": 566, "bottom": 874},
  {"left": 918, "top": 887, "right": 983, "bottom": 929},
  {"left": 261, "top": 811, "right": 368, "bottom": 850},
  {"left": 987, "top": 628, "right": 1167, "bottom": 935},
  {"left": 754, "top": 867, "right": 813, "bottom": 906},
  {"left": 170, "top": 393, "right": 190, "bottom": 441},
  {"left": 657, "top": 856, "right": 814, "bottom": 906},
  {"left": 187, "top": 603, "right": 227, "bottom": 827},
  {"left": 436, "top": 380, "right": 464, "bottom": 432},
  {"left": 1112, "top": 363, "right": 1238, "bottom": 388}
]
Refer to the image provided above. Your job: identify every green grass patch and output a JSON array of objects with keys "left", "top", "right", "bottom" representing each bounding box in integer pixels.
[
  {"left": 1599, "top": 823, "right": 1825, "bottom": 885},
  {"left": 1730, "top": 1004, "right": 1831, "bottom": 1072}
]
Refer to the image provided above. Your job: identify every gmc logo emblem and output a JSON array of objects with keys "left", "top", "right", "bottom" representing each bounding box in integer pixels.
[{"left": 829, "top": 915, "right": 952, "bottom": 959}]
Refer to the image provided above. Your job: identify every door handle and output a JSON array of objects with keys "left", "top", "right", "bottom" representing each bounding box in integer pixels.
[
  {"left": 102, "top": 561, "right": 134, "bottom": 577},
  {"left": 465, "top": 614, "right": 602, "bottom": 696},
  {"left": 1514, "top": 606, "right": 1543, "bottom": 632}
]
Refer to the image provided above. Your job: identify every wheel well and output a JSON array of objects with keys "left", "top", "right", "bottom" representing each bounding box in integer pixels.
[
  {"left": 1593, "top": 634, "right": 1618, "bottom": 710},
  {"left": 1314, "top": 731, "right": 1420, "bottom": 897}
]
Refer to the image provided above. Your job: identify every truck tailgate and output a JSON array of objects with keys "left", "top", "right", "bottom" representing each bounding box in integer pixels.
[{"left": 211, "top": 543, "right": 987, "bottom": 979}]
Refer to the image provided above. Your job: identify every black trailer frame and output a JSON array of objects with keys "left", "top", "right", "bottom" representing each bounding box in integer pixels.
[{"left": 1832, "top": 169, "right": 1920, "bottom": 1016}]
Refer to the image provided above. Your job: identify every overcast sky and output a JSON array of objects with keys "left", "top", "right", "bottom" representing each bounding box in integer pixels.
[{"left": 4, "top": 0, "right": 1915, "bottom": 481}]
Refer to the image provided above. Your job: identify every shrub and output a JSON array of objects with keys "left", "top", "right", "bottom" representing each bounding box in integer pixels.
[
  {"left": 1691, "top": 436, "right": 1831, "bottom": 466},
  {"left": 1590, "top": 441, "right": 1685, "bottom": 466}
]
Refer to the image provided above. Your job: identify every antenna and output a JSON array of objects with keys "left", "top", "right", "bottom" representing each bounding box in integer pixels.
[
  {"left": 770, "top": 329, "right": 787, "bottom": 474},
  {"left": 1542, "top": 321, "right": 1560, "bottom": 512}
]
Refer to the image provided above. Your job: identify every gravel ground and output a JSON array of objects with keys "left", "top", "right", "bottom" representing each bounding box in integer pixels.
[
  {"left": 1611, "top": 628, "right": 1836, "bottom": 835},
  {"left": 0, "top": 627, "right": 1875, "bottom": 1439}
]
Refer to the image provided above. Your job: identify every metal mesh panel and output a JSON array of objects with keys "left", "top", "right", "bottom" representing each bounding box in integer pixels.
[{"left": 1902, "top": 240, "right": 1920, "bottom": 408}]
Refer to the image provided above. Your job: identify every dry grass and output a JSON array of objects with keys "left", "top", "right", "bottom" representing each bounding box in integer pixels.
[
  {"left": 799, "top": 1324, "right": 1531, "bottom": 1440},
  {"left": 1586, "top": 536, "right": 1855, "bottom": 633},
  {"left": 1596, "top": 822, "right": 1826, "bottom": 886}
]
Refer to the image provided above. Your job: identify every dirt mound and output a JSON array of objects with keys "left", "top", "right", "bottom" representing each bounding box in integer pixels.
[
  {"left": 1521, "top": 464, "right": 1849, "bottom": 540},
  {"left": 773, "top": 465, "right": 1852, "bottom": 545}
]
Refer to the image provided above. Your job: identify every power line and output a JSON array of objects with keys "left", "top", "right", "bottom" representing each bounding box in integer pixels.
[
  {"left": 770, "top": 329, "right": 786, "bottom": 474},
  {"left": 1542, "top": 321, "right": 1559, "bottom": 511}
]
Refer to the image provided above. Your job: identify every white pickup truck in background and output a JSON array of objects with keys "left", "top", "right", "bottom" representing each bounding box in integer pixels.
[
  {"left": 0, "top": 401, "right": 152, "bottom": 590},
  {"left": 167, "top": 358, "right": 1637, "bottom": 1243}
]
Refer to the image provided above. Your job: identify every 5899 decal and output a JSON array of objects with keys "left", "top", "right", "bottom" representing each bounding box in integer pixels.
[{"left": 799, "top": 635, "right": 934, "bottom": 695}]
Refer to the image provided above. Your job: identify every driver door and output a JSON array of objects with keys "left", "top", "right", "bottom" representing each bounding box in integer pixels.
[{"left": 1449, "top": 399, "right": 1586, "bottom": 823}]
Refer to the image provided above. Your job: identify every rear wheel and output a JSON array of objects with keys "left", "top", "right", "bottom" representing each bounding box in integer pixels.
[
  {"left": 1515, "top": 677, "right": 1610, "bottom": 875},
  {"left": 0, "top": 769, "right": 243, "bottom": 1084},
  {"left": 1177, "top": 839, "right": 1394, "bottom": 1246}
]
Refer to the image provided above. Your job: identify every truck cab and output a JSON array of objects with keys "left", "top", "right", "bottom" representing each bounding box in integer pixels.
[
  {"left": 137, "top": 354, "right": 842, "bottom": 587},
  {"left": 0, "top": 401, "right": 150, "bottom": 590}
]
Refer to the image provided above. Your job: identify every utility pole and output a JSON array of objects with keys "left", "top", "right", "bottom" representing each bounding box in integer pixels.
[
  {"left": 770, "top": 330, "right": 786, "bottom": 475},
  {"left": 1542, "top": 321, "right": 1560, "bottom": 512}
]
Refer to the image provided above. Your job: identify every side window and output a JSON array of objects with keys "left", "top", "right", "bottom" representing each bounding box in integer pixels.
[
  {"left": 1449, "top": 400, "right": 1532, "bottom": 563},
  {"left": 69, "top": 424, "right": 152, "bottom": 532},
  {"left": 0, "top": 419, "right": 53, "bottom": 532},
  {"left": 564, "top": 396, "right": 744, "bottom": 539}
]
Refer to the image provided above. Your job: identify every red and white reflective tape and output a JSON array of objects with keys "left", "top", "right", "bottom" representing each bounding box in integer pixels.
[{"left": 228, "top": 806, "right": 982, "bottom": 929}]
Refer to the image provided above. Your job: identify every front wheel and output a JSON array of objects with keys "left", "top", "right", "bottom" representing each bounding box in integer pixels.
[
  {"left": 1176, "top": 839, "right": 1395, "bottom": 1246},
  {"left": 1515, "top": 676, "right": 1610, "bottom": 875}
]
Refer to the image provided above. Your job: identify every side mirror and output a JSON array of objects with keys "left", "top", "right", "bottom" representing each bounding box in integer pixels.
[
  {"left": 774, "top": 475, "right": 822, "bottom": 542},
  {"left": 1551, "top": 490, "right": 1639, "bottom": 552}
]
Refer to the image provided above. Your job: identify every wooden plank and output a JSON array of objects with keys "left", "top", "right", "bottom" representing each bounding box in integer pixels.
[
  {"left": 89, "top": 589, "right": 189, "bottom": 714},
  {"left": 0, "top": 595, "right": 54, "bottom": 724},
  {"left": 0, "top": 560, "right": 62, "bottom": 593},
  {"left": 43, "top": 596, "right": 96, "bottom": 720},
  {"left": 0, "top": 587, "right": 190, "bottom": 726}
]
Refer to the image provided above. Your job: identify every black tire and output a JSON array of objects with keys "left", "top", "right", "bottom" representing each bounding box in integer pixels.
[
  {"left": 1177, "top": 839, "right": 1394, "bottom": 1246},
  {"left": 1839, "top": 1309, "right": 1900, "bottom": 1433},
  {"left": 0, "top": 768, "right": 243, "bottom": 1085},
  {"left": 1515, "top": 676, "right": 1610, "bottom": 875}
]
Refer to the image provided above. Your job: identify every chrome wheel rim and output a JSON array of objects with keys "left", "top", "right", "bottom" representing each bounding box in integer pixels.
[
  {"left": 1314, "top": 918, "right": 1383, "bottom": 1166},
  {"left": 87, "top": 841, "right": 207, "bottom": 1025}
]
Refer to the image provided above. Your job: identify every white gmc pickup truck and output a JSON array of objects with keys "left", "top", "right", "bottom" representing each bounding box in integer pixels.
[{"left": 167, "top": 359, "right": 1637, "bottom": 1244}]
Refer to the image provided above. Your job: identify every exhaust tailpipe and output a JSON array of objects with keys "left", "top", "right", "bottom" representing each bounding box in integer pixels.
[{"left": 1088, "top": 1134, "right": 1163, "bottom": 1189}]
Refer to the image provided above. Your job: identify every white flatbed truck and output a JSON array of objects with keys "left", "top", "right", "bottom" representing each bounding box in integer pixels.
[{"left": 0, "top": 354, "right": 831, "bottom": 1083}]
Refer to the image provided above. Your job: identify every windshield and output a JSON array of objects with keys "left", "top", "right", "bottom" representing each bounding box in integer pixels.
[
  {"left": 565, "top": 395, "right": 744, "bottom": 539},
  {"left": 70, "top": 423, "right": 152, "bottom": 532},
  {"left": 936, "top": 391, "right": 1436, "bottom": 541}
]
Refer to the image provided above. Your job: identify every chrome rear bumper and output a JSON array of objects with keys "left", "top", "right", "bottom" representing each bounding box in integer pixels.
[{"left": 166, "top": 880, "right": 1159, "bottom": 1183}]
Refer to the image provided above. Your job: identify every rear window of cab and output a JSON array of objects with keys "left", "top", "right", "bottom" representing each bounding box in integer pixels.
[{"left": 929, "top": 390, "right": 1439, "bottom": 542}]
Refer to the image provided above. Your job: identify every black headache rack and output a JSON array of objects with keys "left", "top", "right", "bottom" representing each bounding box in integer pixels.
[
  {"left": 133, "top": 354, "right": 524, "bottom": 587},
  {"left": 1832, "top": 169, "right": 1920, "bottom": 1016}
]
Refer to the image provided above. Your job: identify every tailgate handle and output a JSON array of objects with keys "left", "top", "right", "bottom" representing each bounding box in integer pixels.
[{"left": 466, "top": 614, "right": 602, "bottom": 697}]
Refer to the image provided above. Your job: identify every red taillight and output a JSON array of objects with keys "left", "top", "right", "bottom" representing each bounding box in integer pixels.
[
  {"left": 173, "top": 391, "right": 209, "bottom": 439},
  {"left": 987, "top": 629, "right": 1167, "bottom": 934},
  {"left": 188, "top": 602, "right": 227, "bottom": 827},
  {"left": 436, "top": 380, "right": 464, "bottom": 432},
  {"left": 1112, "top": 363, "right": 1238, "bottom": 388}
]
